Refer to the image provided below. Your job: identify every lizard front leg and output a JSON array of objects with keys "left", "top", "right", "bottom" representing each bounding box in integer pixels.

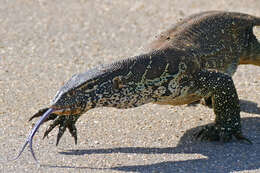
[
  {"left": 194, "top": 70, "right": 251, "bottom": 143},
  {"left": 29, "top": 109, "right": 80, "bottom": 146}
]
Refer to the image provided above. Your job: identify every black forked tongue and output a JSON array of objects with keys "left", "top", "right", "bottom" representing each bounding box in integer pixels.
[{"left": 11, "top": 108, "right": 54, "bottom": 163}]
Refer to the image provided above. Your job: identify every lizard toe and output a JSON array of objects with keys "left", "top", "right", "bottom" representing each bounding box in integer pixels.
[
  {"left": 233, "top": 133, "right": 252, "bottom": 144},
  {"left": 194, "top": 124, "right": 251, "bottom": 144},
  {"left": 42, "top": 115, "right": 80, "bottom": 146}
]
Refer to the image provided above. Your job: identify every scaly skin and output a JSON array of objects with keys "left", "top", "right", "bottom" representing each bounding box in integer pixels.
[{"left": 17, "top": 11, "right": 260, "bottom": 161}]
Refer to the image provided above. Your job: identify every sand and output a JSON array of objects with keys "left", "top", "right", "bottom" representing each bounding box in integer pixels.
[{"left": 0, "top": 0, "right": 260, "bottom": 172}]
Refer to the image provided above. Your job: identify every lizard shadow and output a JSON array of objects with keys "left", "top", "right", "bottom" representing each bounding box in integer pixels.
[
  {"left": 50, "top": 117, "right": 260, "bottom": 173},
  {"left": 239, "top": 99, "right": 260, "bottom": 114}
]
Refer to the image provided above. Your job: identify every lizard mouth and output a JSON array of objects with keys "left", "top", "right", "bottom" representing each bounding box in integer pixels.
[{"left": 50, "top": 105, "right": 83, "bottom": 115}]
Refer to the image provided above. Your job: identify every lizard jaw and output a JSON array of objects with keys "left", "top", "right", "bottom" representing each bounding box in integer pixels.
[{"left": 50, "top": 105, "right": 83, "bottom": 115}]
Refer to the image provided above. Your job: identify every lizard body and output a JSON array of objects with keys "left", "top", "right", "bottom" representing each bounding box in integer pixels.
[{"left": 14, "top": 11, "right": 260, "bottom": 162}]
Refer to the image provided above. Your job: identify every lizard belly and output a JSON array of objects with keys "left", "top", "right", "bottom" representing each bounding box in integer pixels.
[{"left": 154, "top": 94, "right": 202, "bottom": 106}]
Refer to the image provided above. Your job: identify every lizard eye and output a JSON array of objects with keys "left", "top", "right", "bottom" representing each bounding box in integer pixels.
[
  {"left": 112, "top": 77, "right": 124, "bottom": 90},
  {"left": 86, "top": 83, "right": 94, "bottom": 90}
]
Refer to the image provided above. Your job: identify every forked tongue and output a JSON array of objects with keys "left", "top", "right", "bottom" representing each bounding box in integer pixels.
[{"left": 11, "top": 108, "right": 54, "bottom": 163}]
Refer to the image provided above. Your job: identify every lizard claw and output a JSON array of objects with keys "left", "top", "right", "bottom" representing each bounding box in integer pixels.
[
  {"left": 233, "top": 133, "right": 253, "bottom": 144},
  {"left": 195, "top": 125, "right": 220, "bottom": 141},
  {"left": 13, "top": 108, "right": 80, "bottom": 162},
  {"left": 29, "top": 108, "right": 80, "bottom": 146},
  {"left": 29, "top": 108, "right": 57, "bottom": 122},
  {"left": 43, "top": 115, "right": 80, "bottom": 146},
  {"left": 194, "top": 124, "right": 252, "bottom": 144}
]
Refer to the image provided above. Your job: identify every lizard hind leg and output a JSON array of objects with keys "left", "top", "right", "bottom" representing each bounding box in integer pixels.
[{"left": 194, "top": 70, "right": 252, "bottom": 144}]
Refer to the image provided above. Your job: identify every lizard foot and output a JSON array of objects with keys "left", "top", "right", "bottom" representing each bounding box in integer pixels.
[
  {"left": 194, "top": 125, "right": 252, "bottom": 144},
  {"left": 43, "top": 115, "right": 81, "bottom": 146},
  {"left": 29, "top": 110, "right": 80, "bottom": 146}
]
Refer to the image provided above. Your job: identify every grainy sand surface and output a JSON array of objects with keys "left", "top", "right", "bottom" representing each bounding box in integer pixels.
[{"left": 0, "top": 0, "right": 260, "bottom": 173}]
